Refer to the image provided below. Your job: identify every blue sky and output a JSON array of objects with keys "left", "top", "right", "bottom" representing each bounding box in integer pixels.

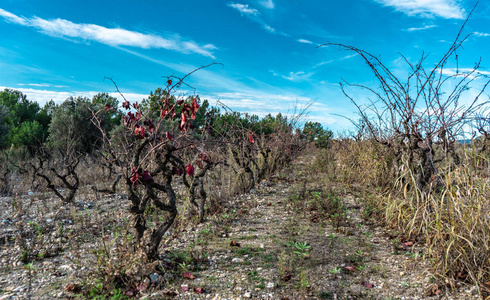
[{"left": 1, "top": 0, "right": 490, "bottom": 133}]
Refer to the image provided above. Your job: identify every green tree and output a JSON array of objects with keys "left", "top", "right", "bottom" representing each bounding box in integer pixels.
[
  {"left": 0, "top": 89, "right": 50, "bottom": 149},
  {"left": 0, "top": 105, "right": 9, "bottom": 148},
  {"left": 47, "top": 96, "right": 110, "bottom": 153},
  {"left": 91, "top": 93, "right": 122, "bottom": 126},
  {"left": 303, "top": 121, "right": 333, "bottom": 148},
  {"left": 9, "top": 121, "right": 45, "bottom": 149}
]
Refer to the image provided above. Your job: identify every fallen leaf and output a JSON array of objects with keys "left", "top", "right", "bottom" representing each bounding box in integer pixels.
[
  {"left": 194, "top": 287, "right": 204, "bottom": 294},
  {"left": 184, "top": 272, "right": 196, "bottom": 280},
  {"left": 427, "top": 284, "right": 441, "bottom": 296},
  {"left": 230, "top": 240, "right": 241, "bottom": 247},
  {"left": 267, "top": 201, "right": 272, "bottom": 206},
  {"left": 64, "top": 283, "right": 81, "bottom": 293},
  {"left": 181, "top": 285, "right": 189, "bottom": 292},
  {"left": 402, "top": 241, "right": 414, "bottom": 247},
  {"left": 345, "top": 266, "right": 355, "bottom": 272},
  {"left": 361, "top": 281, "right": 374, "bottom": 288}
]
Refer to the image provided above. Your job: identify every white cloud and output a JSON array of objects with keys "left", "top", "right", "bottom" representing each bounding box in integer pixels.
[
  {"left": 313, "top": 53, "right": 358, "bottom": 68},
  {"left": 440, "top": 68, "right": 490, "bottom": 79},
  {"left": 1, "top": 85, "right": 147, "bottom": 106},
  {"left": 0, "top": 8, "right": 27, "bottom": 25},
  {"left": 373, "top": 0, "right": 465, "bottom": 19},
  {"left": 19, "top": 83, "right": 68, "bottom": 88},
  {"left": 263, "top": 24, "right": 276, "bottom": 33},
  {"left": 475, "top": 32, "right": 490, "bottom": 37},
  {"left": 282, "top": 71, "right": 315, "bottom": 81},
  {"left": 297, "top": 39, "right": 313, "bottom": 44},
  {"left": 227, "top": 3, "right": 259, "bottom": 15},
  {"left": 406, "top": 24, "right": 437, "bottom": 31},
  {"left": 227, "top": 2, "right": 285, "bottom": 35},
  {"left": 259, "top": 0, "right": 275, "bottom": 9},
  {"left": 1, "top": 84, "right": 334, "bottom": 126},
  {"left": 0, "top": 8, "right": 217, "bottom": 58}
]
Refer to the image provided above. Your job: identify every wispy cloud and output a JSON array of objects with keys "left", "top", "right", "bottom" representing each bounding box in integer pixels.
[
  {"left": 474, "top": 32, "right": 490, "bottom": 37},
  {"left": 19, "top": 83, "right": 68, "bottom": 88},
  {"left": 297, "top": 39, "right": 313, "bottom": 44},
  {"left": 259, "top": 0, "right": 275, "bottom": 9},
  {"left": 0, "top": 8, "right": 217, "bottom": 58},
  {"left": 227, "top": 2, "right": 285, "bottom": 35},
  {"left": 313, "top": 53, "right": 359, "bottom": 68},
  {"left": 0, "top": 8, "right": 27, "bottom": 25},
  {"left": 441, "top": 68, "right": 490, "bottom": 79},
  {"left": 227, "top": 3, "right": 259, "bottom": 15},
  {"left": 281, "top": 71, "right": 315, "bottom": 81},
  {"left": 373, "top": 0, "right": 465, "bottom": 19},
  {"left": 405, "top": 24, "right": 437, "bottom": 31}
]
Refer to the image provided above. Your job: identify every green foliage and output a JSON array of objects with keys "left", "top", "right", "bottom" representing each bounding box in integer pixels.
[
  {"left": 91, "top": 93, "right": 122, "bottom": 127},
  {"left": 9, "top": 120, "right": 45, "bottom": 149},
  {"left": 140, "top": 89, "right": 209, "bottom": 131},
  {"left": 47, "top": 96, "right": 114, "bottom": 153},
  {"left": 303, "top": 121, "right": 333, "bottom": 148},
  {"left": 0, "top": 105, "right": 9, "bottom": 148},
  {"left": 0, "top": 89, "right": 51, "bottom": 149}
]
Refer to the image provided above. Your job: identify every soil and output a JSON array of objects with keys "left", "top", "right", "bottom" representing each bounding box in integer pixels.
[{"left": 0, "top": 158, "right": 481, "bottom": 299}]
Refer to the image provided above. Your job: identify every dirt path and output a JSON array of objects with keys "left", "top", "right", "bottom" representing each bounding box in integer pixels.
[{"left": 162, "top": 176, "right": 479, "bottom": 299}]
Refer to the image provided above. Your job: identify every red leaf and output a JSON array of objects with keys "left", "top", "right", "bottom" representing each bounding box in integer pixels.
[
  {"left": 148, "top": 124, "right": 155, "bottom": 133},
  {"left": 345, "top": 266, "right": 355, "bottom": 272},
  {"left": 141, "top": 170, "right": 153, "bottom": 183},
  {"left": 193, "top": 287, "right": 204, "bottom": 294},
  {"left": 191, "top": 97, "right": 200, "bottom": 119},
  {"left": 186, "top": 164, "right": 195, "bottom": 177},
  {"left": 180, "top": 113, "right": 187, "bottom": 131},
  {"left": 361, "top": 281, "right": 374, "bottom": 288},
  {"left": 122, "top": 101, "right": 130, "bottom": 110},
  {"left": 402, "top": 242, "right": 414, "bottom": 247},
  {"left": 195, "top": 160, "right": 203, "bottom": 169},
  {"left": 184, "top": 272, "right": 196, "bottom": 280},
  {"left": 248, "top": 134, "right": 255, "bottom": 144},
  {"left": 166, "top": 131, "right": 173, "bottom": 141},
  {"left": 167, "top": 79, "right": 172, "bottom": 86},
  {"left": 181, "top": 285, "right": 189, "bottom": 292},
  {"left": 130, "top": 173, "right": 140, "bottom": 185}
]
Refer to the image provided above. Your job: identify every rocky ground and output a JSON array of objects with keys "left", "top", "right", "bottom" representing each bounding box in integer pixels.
[{"left": 0, "top": 158, "right": 482, "bottom": 299}]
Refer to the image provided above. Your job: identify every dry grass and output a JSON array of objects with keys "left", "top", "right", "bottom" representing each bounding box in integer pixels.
[{"left": 329, "top": 138, "right": 490, "bottom": 297}]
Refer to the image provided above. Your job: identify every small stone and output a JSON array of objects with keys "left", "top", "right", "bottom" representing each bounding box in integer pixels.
[
  {"left": 12, "top": 286, "right": 24, "bottom": 292},
  {"left": 266, "top": 282, "right": 274, "bottom": 289},
  {"left": 244, "top": 292, "right": 252, "bottom": 298},
  {"left": 149, "top": 273, "right": 159, "bottom": 283},
  {"left": 400, "top": 272, "right": 404, "bottom": 276},
  {"left": 232, "top": 258, "right": 243, "bottom": 263},
  {"left": 46, "top": 219, "right": 53, "bottom": 223}
]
